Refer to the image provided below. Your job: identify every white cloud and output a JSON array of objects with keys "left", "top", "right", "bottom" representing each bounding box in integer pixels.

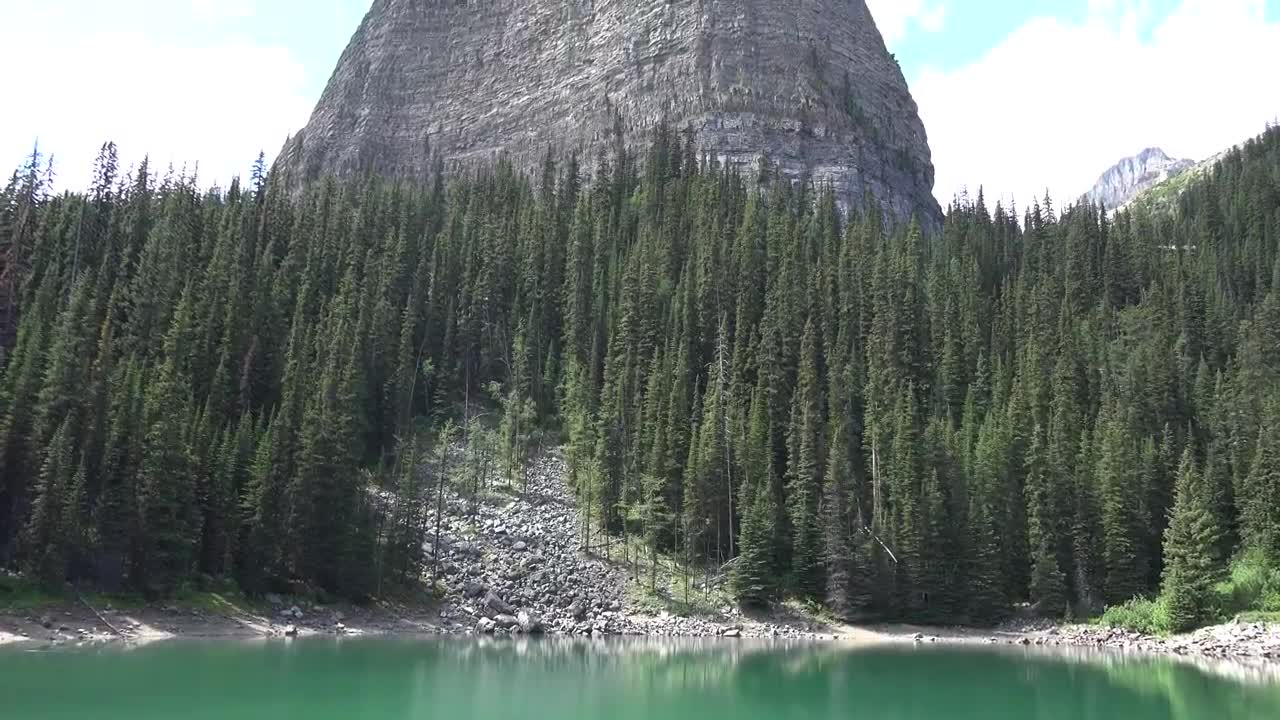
[
  {"left": 0, "top": 7, "right": 312, "bottom": 192},
  {"left": 867, "top": 0, "right": 949, "bottom": 47},
  {"left": 914, "top": 0, "right": 1280, "bottom": 209},
  {"left": 918, "top": 4, "right": 948, "bottom": 34}
]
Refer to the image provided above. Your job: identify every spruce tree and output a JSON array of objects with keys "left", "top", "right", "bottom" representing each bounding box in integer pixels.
[
  {"left": 1097, "top": 410, "right": 1149, "bottom": 605},
  {"left": 1160, "top": 449, "right": 1224, "bottom": 632},
  {"left": 822, "top": 416, "right": 853, "bottom": 617},
  {"left": 136, "top": 360, "right": 197, "bottom": 596},
  {"left": 23, "top": 419, "right": 74, "bottom": 590},
  {"left": 732, "top": 475, "right": 779, "bottom": 607},
  {"left": 786, "top": 317, "right": 824, "bottom": 597},
  {"left": 1243, "top": 404, "right": 1280, "bottom": 559}
]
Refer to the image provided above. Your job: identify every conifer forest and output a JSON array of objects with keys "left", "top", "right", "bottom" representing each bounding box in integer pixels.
[{"left": 1, "top": 124, "right": 1279, "bottom": 632}]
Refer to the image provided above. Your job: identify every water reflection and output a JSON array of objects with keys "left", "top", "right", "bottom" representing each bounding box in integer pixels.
[{"left": 3, "top": 636, "right": 1278, "bottom": 720}]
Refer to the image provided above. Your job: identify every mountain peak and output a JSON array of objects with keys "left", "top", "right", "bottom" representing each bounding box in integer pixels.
[
  {"left": 274, "top": 0, "right": 942, "bottom": 230},
  {"left": 1136, "top": 147, "right": 1173, "bottom": 162},
  {"left": 1084, "top": 147, "right": 1194, "bottom": 211}
]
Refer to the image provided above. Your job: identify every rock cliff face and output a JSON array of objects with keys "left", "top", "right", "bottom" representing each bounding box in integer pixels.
[
  {"left": 1084, "top": 147, "right": 1195, "bottom": 211},
  {"left": 276, "top": 0, "right": 942, "bottom": 229}
]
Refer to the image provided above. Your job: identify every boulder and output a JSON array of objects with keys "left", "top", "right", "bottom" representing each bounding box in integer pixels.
[
  {"left": 723, "top": 628, "right": 742, "bottom": 639},
  {"left": 463, "top": 582, "right": 488, "bottom": 599},
  {"left": 476, "top": 617, "right": 497, "bottom": 634},
  {"left": 518, "top": 611, "right": 544, "bottom": 635},
  {"left": 513, "top": 541, "right": 529, "bottom": 552},
  {"left": 486, "top": 592, "right": 515, "bottom": 616},
  {"left": 494, "top": 614, "right": 519, "bottom": 630},
  {"left": 284, "top": 624, "right": 298, "bottom": 637}
]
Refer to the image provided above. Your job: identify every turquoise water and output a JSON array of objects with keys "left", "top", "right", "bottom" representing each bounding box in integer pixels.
[{"left": 2, "top": 637, "right": 1278, "bottom": 719}]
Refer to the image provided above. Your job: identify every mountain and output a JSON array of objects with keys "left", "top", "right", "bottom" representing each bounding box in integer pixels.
[
  {"left": 274, "top": 0, "right": 942, "bottom": 230},
  {"left": 1083, "top": 147, "right": 1195, "bottom": 211}
]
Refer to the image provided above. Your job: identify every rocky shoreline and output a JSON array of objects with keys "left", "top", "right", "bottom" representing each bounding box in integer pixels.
[{"left": 4, "top": 450, "right": 1279, "bottom": 665}]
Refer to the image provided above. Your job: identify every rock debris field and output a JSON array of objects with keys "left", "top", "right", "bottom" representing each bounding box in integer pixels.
[{"left": 427, "top": 451, "right": 817, "bottom": 640}]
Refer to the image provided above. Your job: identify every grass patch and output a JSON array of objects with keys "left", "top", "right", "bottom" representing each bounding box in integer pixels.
[
  {"left": 0, "top": 573, "right": 62, "bottom": 611},
  {"left": 605, "top": 535, "right": 733, "bottom": 617},
  {"left": 82, "top": 592, "right": 147, "bottom": 611},
  {"left": 626, "top": 580, "right": 727, "bottom": 618},
  {"left": 1238, "top": 611, "right": 1280, "bottom": 624},
  {"left": 172, "top": 587, "right": 254, "bottom": 616}
]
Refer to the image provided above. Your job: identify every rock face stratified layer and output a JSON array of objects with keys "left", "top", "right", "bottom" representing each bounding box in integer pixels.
[{"left": 277, "top": 0, "right": 942, "bottom": 229}]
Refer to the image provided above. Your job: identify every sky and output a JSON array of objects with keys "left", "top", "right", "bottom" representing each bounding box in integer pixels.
[{"left": 2, "top": 0, "right": 1278, "bottom": 208}]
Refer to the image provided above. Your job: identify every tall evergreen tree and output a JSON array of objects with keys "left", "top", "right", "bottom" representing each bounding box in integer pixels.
[{"left": 1161, "top": 449, "right": 1224, "bottom": 632}]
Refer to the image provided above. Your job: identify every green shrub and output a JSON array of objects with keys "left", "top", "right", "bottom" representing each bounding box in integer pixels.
[
  {"left": 1264, "top": 583, "right": 1280, "bottom": 613},
  {"left": 1213, "top": 550, "right": 1280, "bottom": 616},
  {"left": 1098, "top": 597, "right": 1172, "bottom": 635}
]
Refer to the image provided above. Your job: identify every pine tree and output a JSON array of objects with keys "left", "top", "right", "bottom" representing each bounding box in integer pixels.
[
  {"left": 1243, "top": 403, "right": 1280, "bottom": 558},
  {"left": 732, "top": 473, "right": 779, "bottom": 607},
  {"left": 0, "top": 120, "right": 1277, "bottom": 618},
  {"left": 1160, "top": 449, "right": 1224, "bottom": 632},
  {"left": 822, "top": 415, "right": 853, "bottom": 616},
  {"left": 23, "top": 419, "right": 74, "bottom": 589},
  {"left": 1026, "top": 424, "right": 1066, "bottom": 612},
  {"left": 1097, "top": 410, "right": 1149, "bottom": 605},
  {"left": 291, "top": 291, "right": 362, "bottom": 592},
  {"left": 136, "top": 360, "right": 198, "bottom": 596},
  {"left": 786, "top": 317, "right": 824, "bottom": 597}
]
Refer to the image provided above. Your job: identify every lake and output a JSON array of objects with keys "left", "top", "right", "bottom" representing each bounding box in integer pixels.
[{"left": 2, "top": 637, "right": 1278, "bottom": 719}]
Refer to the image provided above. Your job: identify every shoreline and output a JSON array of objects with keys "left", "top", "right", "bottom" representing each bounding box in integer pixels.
[
  {"left": 3, "top": 600, "right": 1278, "bottom": 666},
  {"left": 5, "top": 453, "right": 1277, "bottom": 667}
]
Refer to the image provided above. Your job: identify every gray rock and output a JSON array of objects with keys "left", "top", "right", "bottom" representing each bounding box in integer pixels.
[
  {"left": 494, "top": 614, "right": 519, "bottom": 630},
  {"left": 513, "top": 541, "right": 528, "bottom": 552},
  {"left": 476, "top": 617, "right": 497, "bottom": 634},
  {"left": 723, "top": 628, "right": 742, "bottom": 639},
  {"left": 284, "top": 625, "right": 298, "bottom": 637},
  {"left": 276, "top": 0, "right": 942, "bottom": 232},
  {"left": 39, "top": 616, "right": 53, "bottom": 629},
  {"left": 463, "top": 582, "right": 488, "bottom": 599},
  {"left": 485, "top": 592, "right": 515, "bottom": 616},
  {"left": 518, "top": 611, "right": 544, "bottom": 635},
  {"left": 266, "top": 593, "right": 284, "bottom": 606}
]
